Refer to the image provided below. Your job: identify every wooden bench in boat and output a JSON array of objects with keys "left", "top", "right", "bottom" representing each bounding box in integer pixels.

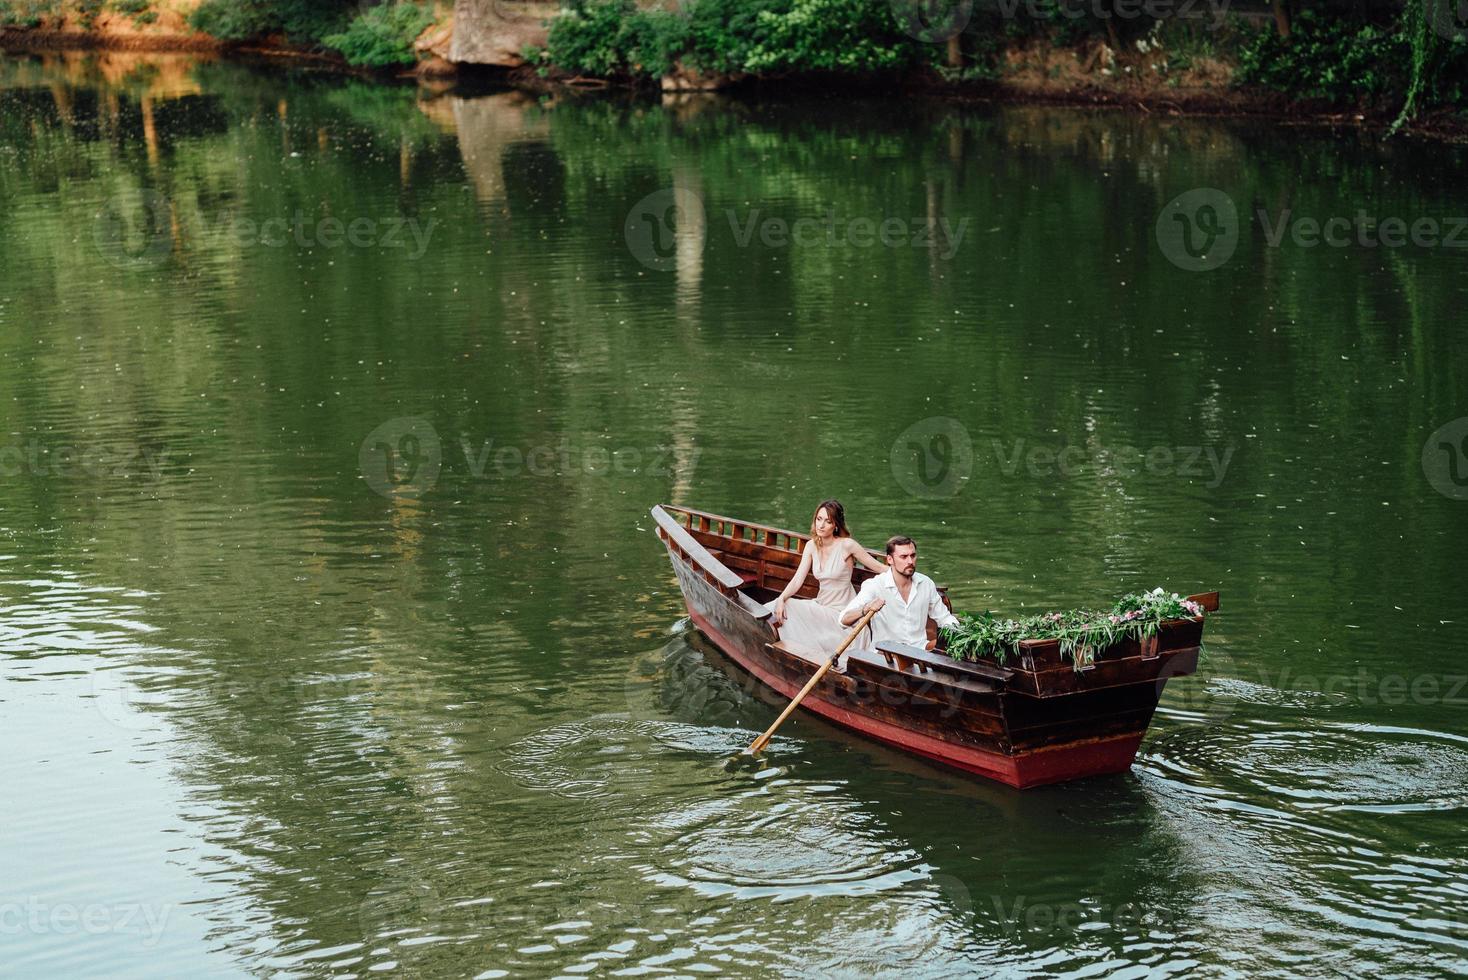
[{"left": 874, "top": 641, "right": 1014, "bottom": 687}]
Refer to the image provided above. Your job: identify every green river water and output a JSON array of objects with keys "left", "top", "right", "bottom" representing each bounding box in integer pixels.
[{"left": 1, "top": 51, "right": 1465, "bottom": 978}]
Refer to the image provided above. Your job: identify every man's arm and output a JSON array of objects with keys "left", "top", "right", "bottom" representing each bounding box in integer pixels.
[
  {"left": 928, "top": 583, "right": 959, "bottom": 631},
  {"left": 840, "top": 579, "right": 882, "bottom": 627}
]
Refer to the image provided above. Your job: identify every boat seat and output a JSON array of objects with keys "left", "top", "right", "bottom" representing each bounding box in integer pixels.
[
  {"left": 876, "top": 641, "right": 1013, "bottom": 687},
  {"left": 736, "top": 589, "right": 773, "bottom": 620}
]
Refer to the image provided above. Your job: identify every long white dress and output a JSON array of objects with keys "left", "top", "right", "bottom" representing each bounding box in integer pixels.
[{"left": 767, "top": 543, "right": 856, "bottom": 658}]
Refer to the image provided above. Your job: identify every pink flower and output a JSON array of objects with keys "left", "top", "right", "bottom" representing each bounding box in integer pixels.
[{"left": 1109, "top": 615, "right": 1119, "bottom": 623}]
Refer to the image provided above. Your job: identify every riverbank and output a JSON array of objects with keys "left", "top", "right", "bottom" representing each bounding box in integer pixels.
[{"left": 2, "top": 1, "right": 1465, "bottom": 142}]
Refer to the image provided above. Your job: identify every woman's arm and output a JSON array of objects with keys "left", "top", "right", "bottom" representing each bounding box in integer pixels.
[
  {"left": 847, "top": 539, "right": 888, "bottom": 574},
  {"left": 771, "top": 543, "right": 814, "bottom": 624}
]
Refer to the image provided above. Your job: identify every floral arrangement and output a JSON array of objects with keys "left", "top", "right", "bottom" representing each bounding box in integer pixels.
[{"left": 942, "top": 588, "right": 1205, "bottom": 670}]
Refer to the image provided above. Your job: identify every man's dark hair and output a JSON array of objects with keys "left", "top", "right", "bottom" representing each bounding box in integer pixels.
[{"left": 885, "top": 535, "right": 915, "bottom": 556}]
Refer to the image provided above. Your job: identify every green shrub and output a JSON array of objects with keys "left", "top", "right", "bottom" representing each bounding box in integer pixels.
[
  {"left": 0, "top": 0, "right": 59, "bottom": 28},
  {"left": 682, "top": 0, "right": 780, "bottom": 73},
  {"left": 1234, "top": 10, "right": 1407, "bottom": 105},
  {"left": 187, "top": 0, "right": 354, "bottom": 45},
  {"left": 742, "top": 0, "right": 926, "bottom": 73},
  {"left": 110, "top": 0, "right": 155, "bottom": 21},
  {"left": 543, "top": 0, "right": 931, "bottom": 80},
  {"left": 75, "top": 0, "right": 103, "bottom": 27},
  {"left": 323, "top": 2, "right": 434, "bottom": 67},
  {"left": 543, "top": 0, "right": 690, "bottom": 79}
]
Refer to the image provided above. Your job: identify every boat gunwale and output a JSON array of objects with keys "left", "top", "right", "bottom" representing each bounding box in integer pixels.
[{"left": 653, "top": 504, "right": 1215, "bottom": 687}]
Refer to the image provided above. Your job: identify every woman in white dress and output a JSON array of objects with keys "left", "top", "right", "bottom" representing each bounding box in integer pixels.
[{"left": 767, "top": 499, "right": 888, "bottom": 657}]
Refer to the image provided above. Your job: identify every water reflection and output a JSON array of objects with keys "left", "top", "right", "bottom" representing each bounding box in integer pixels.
[{"left": 1, "top": 49, "right": 1466, "bottom": 978}]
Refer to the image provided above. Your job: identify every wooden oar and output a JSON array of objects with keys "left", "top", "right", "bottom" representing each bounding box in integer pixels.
[{"left": 746, "top": 606, "right": 879, "bottom": 755}]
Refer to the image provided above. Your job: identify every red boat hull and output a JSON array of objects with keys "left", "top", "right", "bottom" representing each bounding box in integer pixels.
[{"left": 686, "top": 605, "right": 1143, "bottom": 788}]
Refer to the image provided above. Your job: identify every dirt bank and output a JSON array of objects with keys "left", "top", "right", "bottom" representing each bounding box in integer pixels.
[{"left": 3, "top": 18, "right": 1462, "bottom": 143}]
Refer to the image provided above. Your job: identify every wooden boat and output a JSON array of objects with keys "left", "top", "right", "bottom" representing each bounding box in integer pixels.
[{"left": 651, "top": 504, "right": 1220, "bottom": 789}]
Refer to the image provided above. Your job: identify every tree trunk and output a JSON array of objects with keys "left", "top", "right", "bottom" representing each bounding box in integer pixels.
[
  {"left": 946, "top": 33, "right": 962, "bottom": 70},
  {"left": 1272, "top": 0, "right": 1291, "bottom": 38},
  {"left": 1104, "top": 3, "right": 1121, "bottom": 53}
]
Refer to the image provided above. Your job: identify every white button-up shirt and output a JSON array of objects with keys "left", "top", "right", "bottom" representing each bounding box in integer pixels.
[{"left": 841, "top": 570, "right": 958, "bottom": 649}]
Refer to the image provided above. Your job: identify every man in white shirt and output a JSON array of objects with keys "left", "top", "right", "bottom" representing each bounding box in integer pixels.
[{"left": 840, "top": 535, "right": 957, "bottom": 655}]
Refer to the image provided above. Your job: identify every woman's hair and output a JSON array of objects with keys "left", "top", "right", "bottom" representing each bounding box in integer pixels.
[{"left": 809, "top": 498, "right": 850, "bottom": 548}]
